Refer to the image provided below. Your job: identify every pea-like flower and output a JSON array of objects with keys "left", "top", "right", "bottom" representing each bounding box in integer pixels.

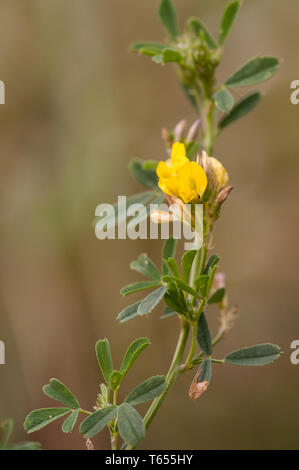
[{"left": 157, "top": 142, "right": 208, "bottom": 204}]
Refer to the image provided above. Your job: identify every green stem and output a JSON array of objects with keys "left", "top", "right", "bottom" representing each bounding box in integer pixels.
[
  {"left": 185, "top": 322, "right": 197, "bottom": 367},
  {"left": 126, "top": 316, "right": 190, "bottom": 450}
]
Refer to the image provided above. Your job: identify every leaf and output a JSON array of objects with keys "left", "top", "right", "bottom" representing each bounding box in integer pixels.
[
  {"left": 137, "top": 286, "right": 168, "bottom": 316},
  {"left": 208, "top": 287, "right": 226, "bottom": 304},
  {"left": 129, "top": 159, "right": 158, "bottom": 189},
  {"left": 218, "top": 1, "right": 241, "bottom": 45},
  {"left": 162, "top": 275, "right": 200, "bottom": 299},
  {"left": 62, "top": 409, "right": 80, "bottom": 434},
  {"left": 131, "top": 42, "right": 165, "bottom": 56},
  {"left": 194, "top": 275, "right": 209, "bottom": 297},
  {"left": 161, "top": 306, "right": 176, "bottom": 319},
  {"left": 203, "top": 254, "right": 219, "bottom": 275},
  {"left": 0, "top": 419, "right": 13, "bottom": 449},
  {"left": 80, "top": 406, "right": 117, "bottom": 439},
  {"left": 226, "top": 57, "right": 280, "bottom": 88},
  {"left": 120, "top": 338, "right": 150, "bottom": 376},
  {"left": 109, "top": 370, "right": 122, "bottom": 391},
  {"left": 24, "top": 408, "right": 71, "bottom": 434},
  {"left": 125, "top": 376, "right": 166, "bottom": 406},
  {"left": 188, "top": 17, "right": 217, "bottom": 49},
  {"left": 117, "top": 403, "right": 145, "bottom": 447},
  {"left": 164, "top": 280, "right": 188, "bottom": 315},
  {"left": 218, "top": 92, "right": 261, "bottom": 130},
  {"left": 8, "top": 441, "right": 42, "bottom": 450},
  {"left": 121, "top": 280, "right": 162, "bottom": 296},
  {"left": 224, "top": 344, "right": 281, "bottom": 366},
  {"left": 181, "top": 250, "right": 197, "bottom": 283},
  {"left": 197, "top": 312, "right": 212, "bottom": 356},
  {"left": 189, "top": 358, "right": 212, "bottom": 399},
  {"left": 159, "top": 0, "right": 179, "bottom": 40},
  {"left": 162, "top": 238, "right": 177, "bottom": 274},
  {"left": 206, "top": 264, "right": 218, "bottom": 296},
  {"left": 164, "top": 257, "right": 181, "bottom": 278},
  {"left": 162, "top": 48, "right": 182, "bottom": 63},
  {"left": 42, "top": 379, "right": 80, "bottom": 409},
  {"left": 117, "top": 300, "right": 142, "bottom": 323},
  {"left": 95, "top": 339, "right": 114, "bottom": 385},
  {"left": 215, "top": 88, "right": 234, "bottom": 113},
  {"left": 130, "top": 253, "right": 161, "bottom": 281}
]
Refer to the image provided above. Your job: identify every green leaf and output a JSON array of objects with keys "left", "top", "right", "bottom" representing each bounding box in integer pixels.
[
  {"left": 125, "top": 376, "right": 166, "bottom": 406},
  {"left": 131, "top": 42, "right": 165, "bottom": 56},
  {"left": 129, "top": 159, "right": 158, "bottom": 189},
  {"left": 226, "top": 57, "right": 279, "bottom": 88},
  {"left": 215, "top": 88, "right": 234, "bottom": 113},
  {"left": 203, "top": 254, "right": 219, "bottom": 275},
  {"left": 198, "top": 358, "right": 212, "bottom": 383},
  {"left": 137, "top": 286, "right": 168, "bottom": 316},
  {"left": 218, "top": 92, "right": 261, "bottom": 130},
  {"left": 117, "top": 403, "right": 145, "bottom": 447},
  {"left": 164, "top": 280, "right": 188, "bottom": 315},
  {"left": 164, "top": 257, "right": 181, "bottom": 278},
  {"left": 109, "top": 370, "right": 122, "bottom": 391},
  {"left": 208, "top": 287, "right": 226, "bottom": 304},
  {"left": 80, "top": 406, "right": 117, "bottom": 439},
  {"left": 161, "top": 306, "right": 176, "bottom": 319},
  {"left": 117, "top": 300, "right": 142, "bottom": 323},
  {"left": 159, "top": 0, "right": 179, "bottom": 40},
  {"left": 162, "top": 275, "right": 200, "bottom": 299},
  {"left": 218, "top": 1, "right": 241, "bottom": 45},
  {"left": 162, "top": 238, "right": 177, "bottom": 274},
  {"left": 194, "top": 275, "right": 209, "bottom": 297},
  {"left": 224, "top": 344, "right": 281, "bottom": 366},
  {"left": 162, "top": 48, "right": 182, "bottom": 63},
  {"left": 24, "top": 408, "right": 71, "bottom": 434},
  {"left": 7, "top": 441, "right": 42, "bottom": 450},
  {"left": 95, "top": 339, "right": 114, "bottom": 386},
  {"left": 42, "top": 379, "right": 80, "bottom": 409},
  {"left": 206, "top": 264, "right": 218, "bottom": 295},
  {"left": 181, "top": 250, "right": 197, "bottom": 283},
  {"left": 62, "top": 409, "right": 80, "bottom": 434},
  {"left": 121, "top": 280, "right": 162, "bottom": 296},
  {"left": 120, "top": 338, "right": 150, "bottom": 376},
  {"left": 197, "top": 312, "right": 212, "bottom": 356},
  {"left": 188, "top": 17, "right": 217, "bottom": 49},
  {"left": 0, "top": 419, "right": 13, "bottom": 449},
  {"left": 130, "top": 253, "right": 161, "bottom": 281}
]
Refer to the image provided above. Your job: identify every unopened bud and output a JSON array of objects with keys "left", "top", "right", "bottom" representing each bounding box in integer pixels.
[
  {"left": 174, "top": 119, "right": 187, "bottom": 142},
  {"left": 186, "top": 118, "right": 201, "bottom": 142},
  {"left": 161, "top": 128, "right": 173, "bottom": 148},
  {"left": 215, "top": 185, "right": 234, "bottom": 205}
]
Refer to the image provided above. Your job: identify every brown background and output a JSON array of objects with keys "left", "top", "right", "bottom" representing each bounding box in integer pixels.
[{"left": 0, "top": 0, "right": 298, "bottom": 449}]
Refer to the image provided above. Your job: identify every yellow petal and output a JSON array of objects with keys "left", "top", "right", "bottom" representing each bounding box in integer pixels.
[
  {"left": 171, "top": 142, "right": 189, "bottom": 172},
  {"left": 158, "top": 176, "right": 180, "bottom": 197},
  {"left": 177, "top": 161, "right": 208, "bottom": 199},
  {"left": 156, "top": 161, "right": 173, "bottom": 179}
]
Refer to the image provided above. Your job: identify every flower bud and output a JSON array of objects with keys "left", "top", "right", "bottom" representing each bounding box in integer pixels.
[
  {"left": 215, "top": 185, "right": 234, "bottom": 205},
  {"left": 174, "top": 119, "right": 187, "bottom": 142},
  {"left": 209, "top": 157, "right": 229, "bottom": 189},
  {"left": 186, "top": 118, "right": 201, "bottom": 143},
  {"left": 150, "top": 210, "right": 174, "bottom": 224}
]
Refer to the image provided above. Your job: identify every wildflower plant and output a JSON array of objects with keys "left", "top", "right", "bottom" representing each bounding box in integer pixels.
[{"left": 24, "top": 1, "right": 281, "bottom": 450}]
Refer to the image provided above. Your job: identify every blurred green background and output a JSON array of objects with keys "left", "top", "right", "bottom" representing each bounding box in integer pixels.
[{"left": 0, "top": 0, "right": 298, "bottom": 450}]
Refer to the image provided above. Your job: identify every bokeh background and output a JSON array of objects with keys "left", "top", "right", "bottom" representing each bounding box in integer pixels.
[{"left": 0, "top": 0, "right": 298, "bottom": 450}]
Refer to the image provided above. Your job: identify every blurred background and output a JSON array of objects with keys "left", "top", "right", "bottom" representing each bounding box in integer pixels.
[{"left": 0, "top": 0, "right": 298, "bottom": 450}]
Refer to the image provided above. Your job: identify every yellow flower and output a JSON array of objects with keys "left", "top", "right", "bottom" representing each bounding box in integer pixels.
[{"left": 157, "top": 143, "right": 208, "bottom": 204}]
